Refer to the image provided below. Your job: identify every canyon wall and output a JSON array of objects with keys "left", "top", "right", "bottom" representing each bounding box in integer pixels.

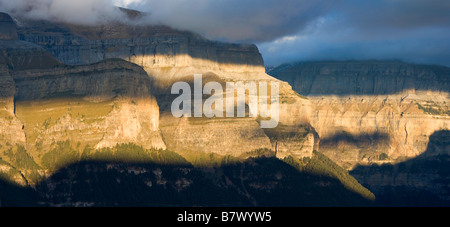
[
  {"left": 0, "top": 13, "right": 18, "bottom": 40},
  {"left": 16, "top": 19, "right": 267, "bottom": 81},
  {"left": 13, "top": 16, "right": 314, "bottom": 158},
  {"left": 13, "top": 59, "right": 166, "bottom": 151},
  {"left": 269, "top": 61, "right": 450, "bottom": 169}
]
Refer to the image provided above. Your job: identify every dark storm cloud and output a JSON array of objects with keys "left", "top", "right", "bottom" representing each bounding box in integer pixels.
[
  {"left": 258, "top": 0, "right": 450, "bottom": 66},
  {"left": 1, "top": 0, "right": 449, "bottom": 66},
  {"left": 119, "top": 0, "right": 450, "bottom": 66},
  {"left": 124, "top": 0, "right": 338, "bottom": 43},
  {"left": 339, "top": 0, "right": 450, "bottom": 30}
]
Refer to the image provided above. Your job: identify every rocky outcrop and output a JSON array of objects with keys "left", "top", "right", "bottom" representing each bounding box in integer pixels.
[
  {"left": 0, "top": 64, "right": 15, "bottom": 107},
  {"left": 159, "top": 114, "right": 272, "bottom": 157},
  {"left": 12, "top": 16, "right": 315, "bottom": 158},
  {"left": 0, "top": 12, "right": 18, "bottom": 40},
  {"left": 0, "top": 13, "right": 26, "bottom": 150},
  {"left": 263, "top": 124, "right": 318, "bottom": 159},
  {"left": 270, "top": 61, "right": 450, "bottom": 96},
  {"left": 12, "top": 59, "right": 165, "bottom": 151},
  {"left": 0, "top": 39, "right": 62, "bottom": 71},
  {"left": 0, "top": 13, "right": 166, "bottom": 160},
  {"left": 350, "top": 130, "right": 450, "bottom": 205},
  {"left": 14, "top": 59, "right": 153, "bottom": 100},
  {"left": 0, "top": 64, "right": 26, "bottom": 146},
  {"left": 269, "top": 61, "right": 450, "bottom": 169},
  {"left": 15, "top": 18, "right": 267, "bottom": 82},
  {"left": 1, "top": 12, "right": 315, "bottom": 162}
]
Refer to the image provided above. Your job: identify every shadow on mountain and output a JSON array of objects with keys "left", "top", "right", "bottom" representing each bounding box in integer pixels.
[
  {"left": 0, "top": 179, "right": 44, "bottom": 207},
  {"left": 320, "top": 131, "right": 390, "bottom": 149},
  {"left": 350, "top": 130, "right": 450, "bottom": 207},
  {"left": 16, "top": 17, "right": 265, "bottom": 67},
  {"left": 268, "top": 61, "right": 450, "bottom": 96},
  {"left": 1, "top": 156, "right": 374, "bottom": 207}
]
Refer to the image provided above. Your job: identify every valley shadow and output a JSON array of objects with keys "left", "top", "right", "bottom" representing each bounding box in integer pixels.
[
  {"left": 1, "top": 157, "right": 374, "bottom": 207},
  {"left": 0, "top": 179, "right": 44, "bottom": 207},
  {"left": 350, "top": 130, "right": 450, "bottom": 207}
]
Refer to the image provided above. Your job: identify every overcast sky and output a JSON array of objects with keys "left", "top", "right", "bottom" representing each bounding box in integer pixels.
[{"left": 1, "top": 0, "right": 449, "bottom": 67}]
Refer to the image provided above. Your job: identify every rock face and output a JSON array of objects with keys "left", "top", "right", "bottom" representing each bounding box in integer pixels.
[
  {"left": 1, "top": 12, "right": 316, "bottom": 178},
  {"left": 13, "top": 16, "right": 314, "bottom": 157},
  {"left": 270, "top": 61, "right": 450, "bottom": 96},
  {"left": 350, "top": 130, "right": 450, "bottom": 205},
  {"left": 0, "top": 12, "right": 18, "bottom": 40},
  {"left": 0, "top": 13, "right": 166, "bottom": 155},
  {"left": 269, "top": 61, "right": 450, "bottom": 168},
  {"left": 0, "top": 63, "right": 26, "bottom": 146},
  {"left": 13, "top": 59, "right": 166, "bottom": 151},
  {"left": 0, "top": 40, "right": 62, "bottom": 70},
  {"left": 16, "top": 19, "right": 267, "bottom": 82},
  {"left": 159, "top": 114, "right": 272, "bottom": 157}
]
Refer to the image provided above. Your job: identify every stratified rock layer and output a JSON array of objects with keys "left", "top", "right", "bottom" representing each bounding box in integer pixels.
[
  {"left": 269, "top": 61, "right": 450, "bottom": 168},
  {"left": 15, "top": 17, "right": 314, "bottom": 157},
  {"left": 13, "top": 59, "right": 166, "bottom": 151},
  {"left": 0, "top": 12, "right": 18, "bottom": 40}
]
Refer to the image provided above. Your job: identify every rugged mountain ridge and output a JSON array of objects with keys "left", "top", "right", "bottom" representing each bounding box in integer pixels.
[
  {"left": 12, "top": 14, "right": 314, "bottom": 158},
  {"left": 13, "top": 59, "right": 166, "bottom": 150},
  {"left": 2, "top": 9, "right": 448, "bottom": 205},
  {"left": 269, "top": 61, "right": 450, "bottom": 168},
  {"left": 0, "top": 17, "right": 166, "bottom": 183},
  {"left": 0, "top": 12, "right": 376, "bottom": 207},
  {"left": 270, "top": 61, "right": 450, "bottom": 96},
  {"left": 16, "top": 18, "right": 267, "bottom": 82},
  {"left": 0, "top": 13, "right": 17, "bottom": 40},
  {"left": 268, "top": 61, "right": 450, "bottom": 204},
  {"left": 0, "top": 11, "right": 316, "bottom": 180}
]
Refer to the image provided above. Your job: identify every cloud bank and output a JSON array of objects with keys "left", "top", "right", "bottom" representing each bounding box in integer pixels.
[
  {"left": 120, "top": 0, "right": 337, "bottom": 43},
  {"left": 258, "top": 0, "right": 450, "bottom": 66},
  {"left": 0, "top": 0, "right": 125, "bottom": 25},
  {"left": 1, "top": 0, "right": 449, "bottom": 66}
]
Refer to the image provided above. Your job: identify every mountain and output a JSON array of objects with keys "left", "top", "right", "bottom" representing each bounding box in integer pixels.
[
  {"left": 2, "top": 8, "right": 448, "bottom": 206},
  {"left": 351, "top": 130, "right": 450, "bottom": 206},
  {"left": 268, "top": 61, "right": 450, "bottom": 205},
  {"left": 12, "top": 12, "right": 315, "bottom": 159},
  {"left": 0, "top": 11, "right": 373, "bottom": 206}
]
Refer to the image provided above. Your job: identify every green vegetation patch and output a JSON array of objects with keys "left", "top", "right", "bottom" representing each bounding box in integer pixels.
[
  {"left": 41, "top": 140, "right": 79, "bottom": 171},
  {"left": 417, "top": 102, "right": 450, "bottom": 116},
  {"left": 81, "top": 143, "right": 190, "bottom": 166},
  {"left": 3, "top": 145, "right": 42, "bottom": 183},
  {"left": 0, "top": 158, "right": 25, "bottom": 186},
  {"left": 283, "top": 151, "right": 375, "bottom": 201}
]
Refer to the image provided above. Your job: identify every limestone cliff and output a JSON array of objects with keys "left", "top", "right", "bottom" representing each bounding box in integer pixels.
[
  {"left": 13, "top": 59, "right": 166, "bottom": 152},
  {"left": 270, "top": 61, "right": 450, "bottom": 96},
  {"left": 0, "top": 63, "right": 26, "bottom": 147},
  {"left": 13, "top": 16, "right": 314, "bottom": 158},
  {"left": 0, "top": 13, "right": 18, "bottom": 40},
  {"left": 16, "top": 18, "right": 267, "bottom": 82},
  {"left": 1, "top": 37, "right": 166, "bottom": 177},
  {"left": 350, "top": 130, "right": 450, "bottom": 205},
  {"left": 269, "top": 61, "right": 450, "bottom": 169}
]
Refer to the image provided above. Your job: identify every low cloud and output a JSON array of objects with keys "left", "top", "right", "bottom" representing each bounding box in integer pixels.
[
  {"left": 259, "top": 0, "right": 450, "bottom": 66},
  {"left": 1, "top": 0, "right": 449, "bottom": 66},
  {"left": 121, "top": 0, "right": 337, "bottom": 43},
  {"left": 0, "top": 0, "right": 125, "bottom": 25}
]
